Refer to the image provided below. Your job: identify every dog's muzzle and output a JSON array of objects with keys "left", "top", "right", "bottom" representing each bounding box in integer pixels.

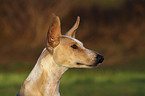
[
  {"left": 76, "top": 54, "right": 104, "bottom": 67},
  {"left": 87, "top": 54, "right": 104, "bottom": 67}
]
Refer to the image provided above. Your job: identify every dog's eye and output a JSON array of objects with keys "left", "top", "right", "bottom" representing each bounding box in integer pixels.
[{"left": 71, "top": 44, "right": 78, "bottom": 49}]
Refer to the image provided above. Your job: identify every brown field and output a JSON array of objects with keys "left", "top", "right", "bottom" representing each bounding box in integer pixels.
[{"left": 0, "top": 0, "right": 145, "bottom": 68}]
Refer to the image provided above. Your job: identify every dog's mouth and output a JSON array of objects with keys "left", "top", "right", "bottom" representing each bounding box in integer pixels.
[
  {"left": 76, "top": 62, "right": 99, "bottom": 67},
  {"left": 76, "top": 63, "right": 84, "bottom": 65}
]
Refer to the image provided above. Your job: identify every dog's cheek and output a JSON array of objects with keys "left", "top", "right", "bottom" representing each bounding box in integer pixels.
[
  {"left": 53, "top": 50, "right": 70, "bottom": 66},
  {"left": 53, "top": 56, "right": 74, "bottom": 67},
  {"left": 53, "top": 53, "right": 64, "bottom": 65}
]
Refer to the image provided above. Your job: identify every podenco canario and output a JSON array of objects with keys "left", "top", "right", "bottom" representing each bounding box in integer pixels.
[{"left": 17, "top": 15, "right": 104, "bottom": 96}]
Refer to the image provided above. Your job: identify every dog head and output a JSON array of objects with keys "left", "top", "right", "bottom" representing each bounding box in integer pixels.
[{"left": 46, "top": 15, "right": 104, "bottom": 68}]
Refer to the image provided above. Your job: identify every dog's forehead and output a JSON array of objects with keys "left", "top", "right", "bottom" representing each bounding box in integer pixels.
[{"left": 61, "top": 35, "right": 83, "bottom": 45}]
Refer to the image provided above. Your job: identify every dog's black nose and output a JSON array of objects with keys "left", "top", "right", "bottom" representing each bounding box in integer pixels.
[{"left": 96, "top": 54, "right": 104, "bottom": 63}]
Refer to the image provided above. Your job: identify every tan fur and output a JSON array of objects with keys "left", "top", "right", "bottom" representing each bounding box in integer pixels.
[
  {"left": 17, "top": 15, "right": 103, "bottom": 96},
  {"left": 53, "top": 36, "right": 96, "bottom": 68}
]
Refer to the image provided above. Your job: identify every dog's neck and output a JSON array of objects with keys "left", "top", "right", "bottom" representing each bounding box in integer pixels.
[{"left": 19, "top": 48, "right": 68, "bottom": 96}]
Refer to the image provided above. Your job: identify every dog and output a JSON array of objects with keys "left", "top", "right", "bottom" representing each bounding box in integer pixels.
[{"left": 17, "top": 15, "right": 104, "bottom": 96}]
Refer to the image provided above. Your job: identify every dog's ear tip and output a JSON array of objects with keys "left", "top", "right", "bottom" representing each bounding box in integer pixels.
[
  {"left": 50, "top": 13, "right": 60, "bottom": 22},
  {"left": 51, "top": 15, "right": 61, "bottom": 26},
  {"left": 65, "top": 16, "right": 80, "bottom": 38},
  {"left": 77, "top": 16, "right": 80, "bottom": 22},
  {"left": 55, "top": 16, "right": 60, "bottom": 23},
  {"left": 77, "top": 16, "right": 80, "bottom": 19}
]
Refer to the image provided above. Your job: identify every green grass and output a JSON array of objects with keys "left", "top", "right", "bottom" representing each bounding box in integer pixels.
[
  {"left": 0, "top": 69, "right": 145, "bottom": 96},
  {"left": 0, "top": 73, "right": 28, "bottom": 96}
]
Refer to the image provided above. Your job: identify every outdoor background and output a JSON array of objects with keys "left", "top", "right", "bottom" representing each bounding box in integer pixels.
[{"left": 0, "top": 0, "right": 145, "bottom": 96}]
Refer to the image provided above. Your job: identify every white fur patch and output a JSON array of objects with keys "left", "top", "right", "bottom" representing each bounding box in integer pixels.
[{"left": 62, "top": 35, "right": 83, "bottom": 46}]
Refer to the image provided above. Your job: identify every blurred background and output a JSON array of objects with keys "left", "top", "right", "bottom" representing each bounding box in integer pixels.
[{"left": 0, "top": 0, "right": 145, "bottom": 96}]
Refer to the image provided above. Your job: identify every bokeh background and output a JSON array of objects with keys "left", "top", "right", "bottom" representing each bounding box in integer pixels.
[{"left": 0, "top": 0, "right": 145, "bottom": 96}]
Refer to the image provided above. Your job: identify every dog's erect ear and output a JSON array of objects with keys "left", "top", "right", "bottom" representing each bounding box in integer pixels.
[
  {"left": 46, "top": 15, "right": 61, "bottom": 53},
  {"left": 65, "top": 16, "right": 80, "bottom": 38}
]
